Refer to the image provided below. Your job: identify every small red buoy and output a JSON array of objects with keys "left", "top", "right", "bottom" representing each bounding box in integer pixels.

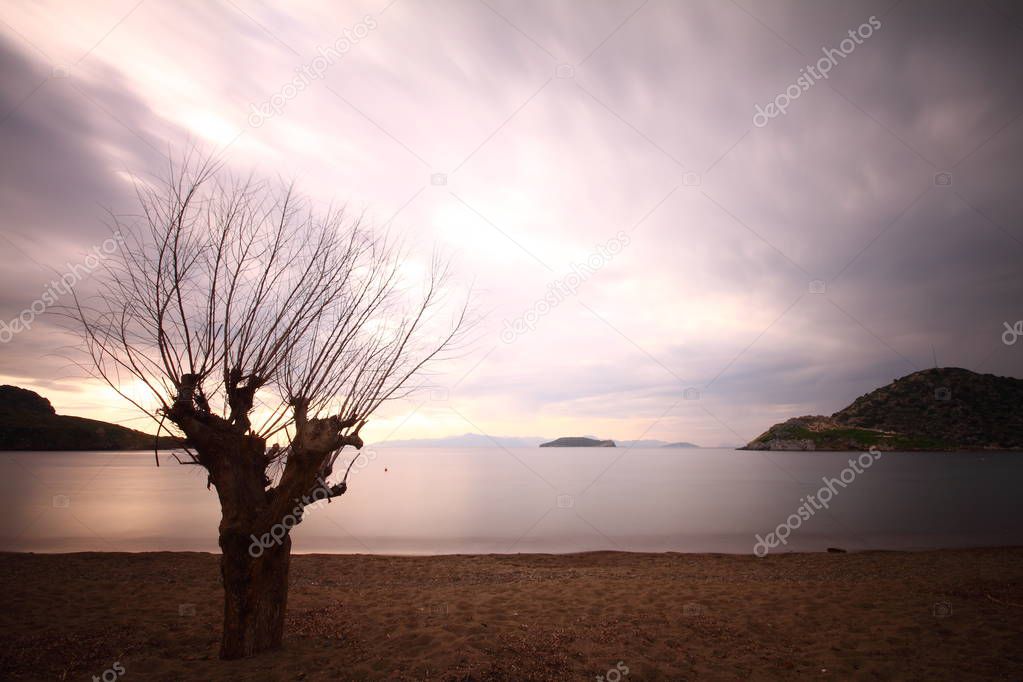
[{"left": 384, "top": 467, "right": 388, "bottom": 472}]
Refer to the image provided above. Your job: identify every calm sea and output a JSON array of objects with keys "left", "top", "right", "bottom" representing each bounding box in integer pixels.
[{"left": 1, "top": 448, "right": 1020, "bottom": 554}]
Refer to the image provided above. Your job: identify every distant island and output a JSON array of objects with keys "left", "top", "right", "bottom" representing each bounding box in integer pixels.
[
  {"left": 540, "top": 437, "right": 616, "bottom": 448},
  {"left": 0, "top": 385, "right": 183, "bottom": 451},
  {"left": 742, "top": 368, "right": 1023, "bottom": 451},
  {"left": 371, "top": 434, "right": 704, "bottom": 449}
]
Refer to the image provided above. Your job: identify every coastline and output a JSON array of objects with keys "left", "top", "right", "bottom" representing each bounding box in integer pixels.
[
  {"left": 3, "top": 548, "right": 1022, "bottom": 680},
  {"left": 736, "top": 446, "right": 1023, "bottom": 452}
]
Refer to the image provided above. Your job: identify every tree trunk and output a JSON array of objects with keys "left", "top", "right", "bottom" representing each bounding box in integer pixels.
[{"left": 219, "top": 527, "right": 292, "bottom": 659}]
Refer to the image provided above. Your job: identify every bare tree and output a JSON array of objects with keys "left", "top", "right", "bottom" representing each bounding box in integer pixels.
[{"left": 69, "top": 154, "right": 470, "bottom": 658}]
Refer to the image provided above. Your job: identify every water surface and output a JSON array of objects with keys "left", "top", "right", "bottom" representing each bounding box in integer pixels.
[{"left": 1, "top": 448, "right": 1020, "bottom": 554}]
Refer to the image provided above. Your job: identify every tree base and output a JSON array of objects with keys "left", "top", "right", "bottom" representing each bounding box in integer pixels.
[{"left": 219, "top": 531, "right": 291, "bottom": 659}]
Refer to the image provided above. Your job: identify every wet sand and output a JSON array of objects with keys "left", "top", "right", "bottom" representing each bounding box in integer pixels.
[{"left": 2, "top": 548, "right": 1022, "bottom": 680}]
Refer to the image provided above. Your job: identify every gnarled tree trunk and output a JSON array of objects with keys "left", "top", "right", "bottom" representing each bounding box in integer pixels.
[
  {"left": 219, "top": 529, "right": 291, "bottom": 658},
  {"left": 196, "top": 425, "right": 297, "bottom": 659}
]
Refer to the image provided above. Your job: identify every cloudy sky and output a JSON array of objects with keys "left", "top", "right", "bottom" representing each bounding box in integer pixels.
[{"left": 1, "top": 0, "right": 1022, "bottom": 446}]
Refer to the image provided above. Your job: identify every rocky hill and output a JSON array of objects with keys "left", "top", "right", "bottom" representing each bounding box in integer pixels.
[
  {"left": 0, "top": 385, "right": 183, "bottom": 451},
  {"left": 743, "top": 368, "right": 1023, "bottom": 451}
]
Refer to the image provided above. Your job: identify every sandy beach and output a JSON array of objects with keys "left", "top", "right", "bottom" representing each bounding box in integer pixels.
[{"left": 2, "top": 548, "right": 1022, "bottom": 680}]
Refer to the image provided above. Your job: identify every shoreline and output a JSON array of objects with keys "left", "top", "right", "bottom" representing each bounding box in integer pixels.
[
  {"left": 6, "top": 447, "right": 1023, "bottom": 453},
  {"left": 3, "top": 547, "right": 1022, "bottom": 680},
  {"left": 5, "top": 543, "right": 1023, "bottom": 556}
]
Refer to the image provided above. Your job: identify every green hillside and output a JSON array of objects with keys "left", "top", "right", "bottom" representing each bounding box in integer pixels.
[{"left": 743, "top": 368, "right": 1023, "bottom": 451}]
